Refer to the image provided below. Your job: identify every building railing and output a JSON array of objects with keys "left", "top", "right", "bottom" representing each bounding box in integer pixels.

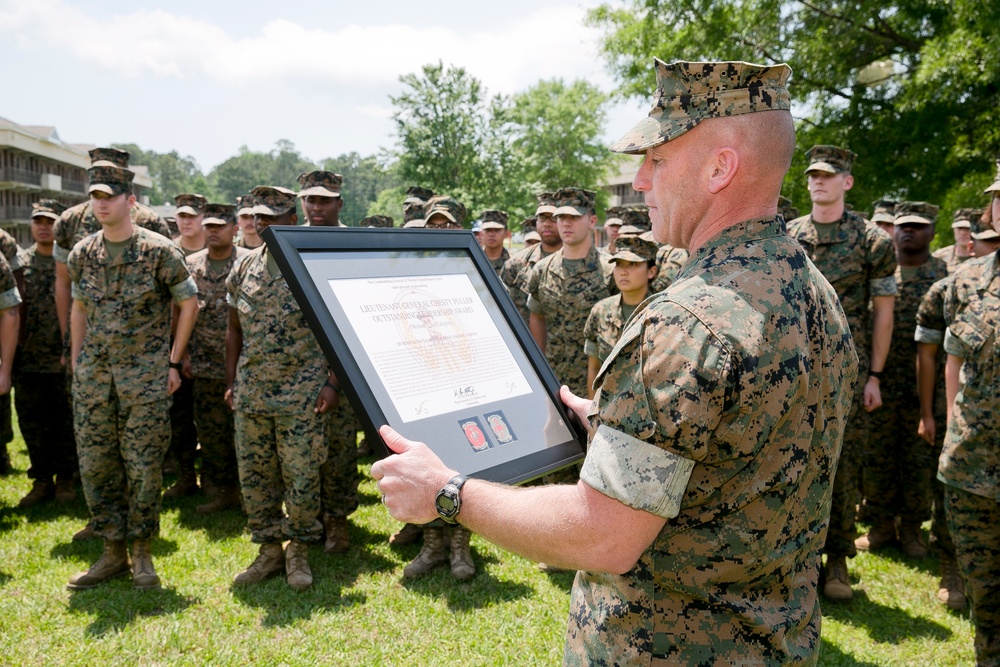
[
  {"left": 0, "top": 205, "right": 34, "bottom": 220},
  {"left": 0, "top": 167, "right": 42, "bottom": 186}
]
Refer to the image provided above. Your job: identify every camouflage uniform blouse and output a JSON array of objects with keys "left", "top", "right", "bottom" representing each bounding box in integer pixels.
[
  {"left": 186, "top": 247, "right": 249, "bottom": 379},
  {"left": 67, "top": 226, "right": 197, "bottom": 405},
  {"left": 583, "top": 293, "right": 628, "bottom": 367},
  {"left": 226, "top": 247, "right": 328, "bottom": 415},
  {"left": 17, "top": 246, "right": 62, "bottom": 373},
  {"left": 500, "top": 243, "right": 553, "bottom": 322},
  {"left": 488, "top": 247, "right": 510, "bottom": 274},
  {"left": 939, "top": 253, "right": 1000, "bottom": 499},
  {"left": 932, "top": 244, "right": 972, "bottom": 275},
  {"left": 54, "top": 200, "right": 171, "bottom": 263},
  {"left": 0, "top": 228, "right": 23, "bottom": 271},
  {"left": 0, "top": 253, "right": 22, "bottom": 312},
  {"left": 882, "top": 256, "right": 949, "bottom": 393},
  {"left": 787, "top": 210, "right": 897, "bottom": 370},
  {"left": 527, "top": 245, "right": 613, "bottom": 395},
  {"left": 565, "top": 217, "right": 858, "bottom": 666}
]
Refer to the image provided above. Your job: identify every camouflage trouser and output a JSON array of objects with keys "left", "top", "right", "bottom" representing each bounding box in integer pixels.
[
  {"left": 945, "top": 486, "right": 1000, "bottom": 667},
  {"left": 234, "top": 410, "right": 328, "bottom": 544},
  {"left": 13, "top": 370, "right": 76, "bottom": 479},
  {"left": 825, "top": 388, "right": 868, "bottom": 558},
  {"left": 73, "top": 381, "right": 170, "bottom": 541},
  {"left": 193, "top": 377, "right": 238, "bottom": 488},
  {"left": 169, "top": 374, "right": 198, "bottom": 467},
  {"left": 320, "top": 399, "right": 359, "bottom": 519},
  {"left": 552, "top": 359, "right": 589, "bottom": 402},
  {"left": 862, "top": 390, "right": 936, "bottom": 527}
]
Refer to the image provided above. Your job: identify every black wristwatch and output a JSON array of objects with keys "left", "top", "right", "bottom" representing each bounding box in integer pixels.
[
  {"left": 434, "top": 474, "right": 469, "bottom": 523},
  {"left": 169, "top": 361, "right": 183, "bottom": 371},
  {"left": 868, "top": 369, "right": 883, "bottom": 380}
]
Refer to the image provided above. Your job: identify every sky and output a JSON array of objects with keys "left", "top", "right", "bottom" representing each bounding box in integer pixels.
[{"left": 0, "top": 0, "right": 649, "bottom": 172}]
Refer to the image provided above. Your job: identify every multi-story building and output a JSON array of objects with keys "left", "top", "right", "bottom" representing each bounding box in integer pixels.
[
  {"left": 601, "top": 155, "right": 644, "bottom": 209},
  {"left": 0, "top": 117, "right": 152, "bottom": 246}
]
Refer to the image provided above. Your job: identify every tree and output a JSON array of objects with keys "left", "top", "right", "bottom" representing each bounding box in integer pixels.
[
  {"left": 113, "top": 143, "right": 216, "bottom": 205},
  {"left": 586, "top": 0, "right": 1000, "bottom": 236},
  {"left": 210, "top": 141, "right": 317, "bottom": 204},
  {"left": 501, "top": 79, "right": 618, "bottom": 216}
]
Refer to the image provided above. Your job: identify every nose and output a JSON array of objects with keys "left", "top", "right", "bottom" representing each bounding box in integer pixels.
[{"left": 633, "top": 153, "right": 652, "bottom": 193}]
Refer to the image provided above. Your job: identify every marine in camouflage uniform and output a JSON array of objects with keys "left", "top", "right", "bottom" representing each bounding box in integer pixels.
[
  {"left": 860, "top": 202, "right": 949, "bottom": 557},
  {"left": 13, "top": 200, "right": 78, "bottom": 507},
  {"left": 297, "top": 170, "right": 359, "bottom": 554},
  {"left": 932, "top": 208, "right": 976, "bottom": 274},
  {"left": 526, "top": 187, "right": 613, "bottom": 398},
  {"left": 499, "top": 192, "right": 561, "bottom": 323},
  {"left": 479, "top": 209, "right": 511, "bottom": 273},
  {"left": 869, "top": 199, "right": 899, "bottom": 242},
  {"left": 234, "top": 194, "right": 263, "bottom": 250},
  {"left": 621, "top": 207, "right": 687, "bottom": 293},
  {"left": 67, "top": 165, "right": 198, "bottom": 591},
  {"left": 787, "top": 144, "right": 898, "bottom": 601},
  {"left": 372, "top": 60, "right": 858, "bottom": 665},
  {"left": 938, "top": 179, "right": 1000, "bottom": 665},
  {"left": 0, "top": 225, "right": 23, "bottom": 475},
  {"left": 184, "top": 204, "right": 248, "bottom": 514},
  {"left": 164, "top": 193, "right": 208, "bottom": 500},
  {"left": 227, "top": 186, "right": 335, "bottom": 590}
]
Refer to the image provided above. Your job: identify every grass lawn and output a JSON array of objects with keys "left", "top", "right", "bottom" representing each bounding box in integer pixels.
[{"left": 0, "top": 428, "right": 976, "bottom": 666}]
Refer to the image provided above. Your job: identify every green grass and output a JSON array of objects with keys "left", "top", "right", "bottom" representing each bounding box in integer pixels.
[{"left": 0, "top": 429, "right": 976, "bottom": 666}]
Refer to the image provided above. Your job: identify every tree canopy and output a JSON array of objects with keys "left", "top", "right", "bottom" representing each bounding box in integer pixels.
[{"left": 587, "top": 0, "right": 1000, "bottom": 239}]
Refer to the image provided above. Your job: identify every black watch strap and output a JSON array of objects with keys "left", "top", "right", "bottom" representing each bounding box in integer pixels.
[
  {"left": 868, "top": 369, "right": 882, "bottom": 379},
  {"left": 169, "top": 361, "right": 183, "bottom": 371}
]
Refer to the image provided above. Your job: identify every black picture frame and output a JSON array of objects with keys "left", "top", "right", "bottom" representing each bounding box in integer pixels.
[{"left": 261, "top": 226, "right": 587, "bottom": 485}]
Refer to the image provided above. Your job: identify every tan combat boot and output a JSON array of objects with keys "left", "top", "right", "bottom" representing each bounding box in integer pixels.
[
  {"left": 854, "top": 521, "right": 897, "bottom": 551},
  {"left": 389, "top": 523, "right": 423, "bottom": 546},
  {"left": 233, "top": 542, "right": 285, "bottom": 585},
  {"left": 898, "top": 523, "right": 928, "bottom": 559},
  {"left": 323, "top": 515, "right": 350, "bottom": 554},
  {"left": 195, "top": 486, "right": 241, "bottom": 515},
  {"left": 823, "top": 555, "right": 854, "bottom": 601},
  {"left": 937, "top": 555, "right": 967, "bottom": 610},
  {"left": 54, "top": 474, "right": 77, "bottom": 503},
  {"left": 163, "top": 461, "right": 199, "bottom": 499},
  {"left": 18, "top": 477, "right": 55, "bottom": 508},
  {"left": 67, "top": 540, "right": 130, "bottom": 590},
  {"left": 285, "top": 540, "right": 313, "bottom": 590},
  {"left": 402, "top": 526, "right": 448, "bottom": 578},
  {"left": 130, "top": 539, "right": 161, "bottom": 590},
  {"left": 449, "top": 526, "right": 476, "bottom": 580}
]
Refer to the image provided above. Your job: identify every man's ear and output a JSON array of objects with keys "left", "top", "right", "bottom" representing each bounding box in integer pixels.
[{"left": 706, "top": 147, "right": 739, "bottom": 195}]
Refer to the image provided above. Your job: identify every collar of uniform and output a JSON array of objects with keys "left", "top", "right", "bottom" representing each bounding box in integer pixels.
[
  {"left": 675, "top": 215, "right": 784, "bottom": 281},
  {"left": 980, "top": 251, "right": 1000, "bottom": 293},
  {"left": 95, "top": 225, "right": 143, "bottom": 266}
]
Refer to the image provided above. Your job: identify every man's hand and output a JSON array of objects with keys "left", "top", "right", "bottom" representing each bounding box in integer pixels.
[
  {"left": 560, "top": 385, "right": 593, "bottom": 427},
  {"left": 863, "top": 376, "right": 882, "bottom": 412},
  {"left": 167, "top": 367, "right": 182, "bottom": 395},
  {"left": 918, "top": 414, "right": 935, "bottom": 445},
  {"left": 370, "top": 425, "right": 457, "bottom": 524},
  {"left": 224, "top": 385, "right": 234, "bottom": 410},
  {"left": 181, "top": 356, "right": 194, "bottom": 380},
  {"left": 314, "top": 385, "right": 339, "bottom": 414},
  {"left": 0, "top": 369, "right": 10, "bottom": 396}
]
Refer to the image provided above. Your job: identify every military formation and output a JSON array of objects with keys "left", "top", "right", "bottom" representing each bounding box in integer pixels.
[{"left": 1, "top": 58, "right": 999, "bottom": 665}]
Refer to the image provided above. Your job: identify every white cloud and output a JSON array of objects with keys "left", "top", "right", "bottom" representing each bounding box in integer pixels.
[{"left": 0, "top": 0, "right": 610, "bottom": 93}]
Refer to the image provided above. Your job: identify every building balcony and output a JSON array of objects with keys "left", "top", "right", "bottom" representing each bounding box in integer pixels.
[{"left": 0, "top": 166, "right": 87, "bottom": 194}]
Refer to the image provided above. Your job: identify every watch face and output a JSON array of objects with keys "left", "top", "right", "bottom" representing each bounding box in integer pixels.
[
  {"left": 438, "top": 495, "right": 457, "bottom": 513},
  {"left": 436, "top": 486, "right": 460, "bottom": 518}
]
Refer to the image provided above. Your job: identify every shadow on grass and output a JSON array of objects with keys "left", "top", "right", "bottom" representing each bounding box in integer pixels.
[
  {"left": 539, "top": 568, "right": 577, "bottom": 592},
  {"left": 0, "top": 489, "right": 91, "bottom": 532},
  {"left": 401, "top": 549, "right": 534, "bottom": 612},
  {"left": 0, "top": 570, "right": 11, "bottom": 586},
  {"left": 818, "top": 638, "right": 881, "bottom": 666},
  {"left": 170, "top": 502, "right": 249, "bottom": 541},
  {"left": 67, "top": 583, "right": 198, "bottom": 637},
  {"left": 230, "top": 543, "right": 373, "bottom": 627},
  {"left": 872, "top": 548, "right": 940, "bottom": 578},
  {"left": 822, "top": 589, "right": 952, "bottom": 644}
]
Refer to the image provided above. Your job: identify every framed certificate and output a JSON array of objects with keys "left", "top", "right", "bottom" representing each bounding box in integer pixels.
[{"left": 261, "top": 226, "right": 587, "bottom": 485}]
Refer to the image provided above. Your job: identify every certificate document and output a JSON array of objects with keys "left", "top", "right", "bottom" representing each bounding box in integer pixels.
[{"left": 328, "top": 273, "right": 531, "bottom": 422}]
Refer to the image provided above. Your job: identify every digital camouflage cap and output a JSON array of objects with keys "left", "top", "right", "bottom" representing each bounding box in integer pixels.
[
  {"left": 361, "top": 215, "right": 394, "bottom": 228},
  {"left": 805, "top": 145, "right": 856, "bottom": 175},
  {"left": 609, "top": 234, "right": 659, "bottom": 264},
  {"left": 777, "top": 196, "right": 799, "bottom": 221},
  {"left": 894, "top": 201, "right": 938, "bottom": 225},
  {"left": 535, "top": 191, "right": 557, "bottom": 216},
  {"left": 553, "top": 187, "right": 596, "bottom": 216},
  {"left": 972, "top": 228, "right": 1000, "bottom": 241},
  {"left": 521, "top": 216, "right": 537, "bottom": 232},
  {"left": 404, "top": 186, "right": 434, "bottom": 205},
  {"left": 620, "top": 207, "right": 651, "bottom": 231},
  {"left": 479, "top": 209, "right": 508, "bottom": 230},
  {"left": 88, "top": 165, "right": 134, "bottom": 196},
  {"left": 423, "top": 196, "right": 466, "bottom": 226},
  {"left": 31, "top": 198, "right": 66, "bottom": 220},
  {"left": 297, "top": 171, "right": 343, "bottom": 198},
  {"left": 174, "top": 193, "right": 208, "bottom": 216},
  {"left": 236, "top": 194, "right": 255, "bottom": 217},
  {"left": 88, "top": 147, "right": 130, "bottom": 168},
  {"left": 610, "top": 59, "right": 792, "bottom": 154},
  {"left": 951, "top": 207, "right": 977, "bottom": 229},
  {"left": 604, "top": 206, "right": 626, "bottom": 227},
  {"left": 202, "top": 203, "right": 235, "bottom": 225},
  {"left": 870, "top": 199, "right": 898, "bottom": 224},
  {"left": 251, "top": 186, "right": 297, "bottom": 216}
]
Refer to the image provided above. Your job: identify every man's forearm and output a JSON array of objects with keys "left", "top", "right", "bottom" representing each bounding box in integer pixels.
[
  {"left": 0, "top": 307, "right": 18, "bottom": 372},
  {"left": 869, "top": 295, "right": 894, "bottom": 371},
  {"left": 529, "top": 312, "right": 548, "bottom": 353},
  {"left": 70, "top": 299, "right": 87, "bottom": 369},
  {"left": 225, "top": 307, "right": 242, "bottom": 389},
  {"left": 916, "top": 343, "right": 937, "bottom": 419},
  {"left": 945, "top": 354, "right": 961, "bottom": 424},
  {"left": 171, "top": 297, "right": 199, "bottom": 363},
  {"left": 55, "top": 262, "right": 71, "bottom": 338}
]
